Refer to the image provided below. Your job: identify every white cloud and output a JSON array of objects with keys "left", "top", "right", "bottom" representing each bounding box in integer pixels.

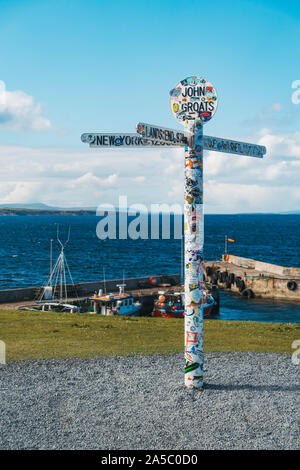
[
  {"left": 0, "top": 127, "right": 300, "bottom": 212},
  {"left": 68, "top": 172, "right": 118, "bottom": 190},
  {"left": 243, "top": 102, "right": 299, "bottom": 128},
  {"left": 168, "top": 178, "right": 183, "bottom": 201},
  {"left": 271, "top": 102, "right": 282, "bottom": 111},
  {"left": 205, "top": 182, "right": 300, "bottom": 213},
  {"left": 132, "top": 176, "right": 146, "bottom": 183},
  {"left": 0, "top": 181, "right": 43, "bottom": 203},
  {"left": 0, "top": 80, "right": 52, "bottom": 131}
]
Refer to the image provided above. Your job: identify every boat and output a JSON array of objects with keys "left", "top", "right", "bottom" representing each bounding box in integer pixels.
[
  {"left": 20, "top": 227, "right": 80, "bottom": 313},
  {"left": 89, "top": 283, "right": 141, "bottom": 316},
  {"left": 152, "top": 289, "right": 216, "bottom": 318},
  {"left": 22, "top": 302, "right": 80, "bottom": 313}
]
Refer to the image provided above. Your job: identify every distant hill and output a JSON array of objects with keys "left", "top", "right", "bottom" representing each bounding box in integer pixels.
[
  {"left": 0, "top": 203, "right": 97, "bottom": 211},
  {"left": 0, "top": 202, "right": 99, "bottom": 215},
  {"left": 280, "top": 211, "right": 300, "bottom": 214},
  {"left": 0, "top": 207, "right": 96, "bottom": 216},
  {"left": 0, "top": 203, "right": 58, "bottom": 210}
]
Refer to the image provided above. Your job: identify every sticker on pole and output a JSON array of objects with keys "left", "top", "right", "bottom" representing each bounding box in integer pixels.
[{"left": 170, "top": 76, "right": 218, "bottom": 125}]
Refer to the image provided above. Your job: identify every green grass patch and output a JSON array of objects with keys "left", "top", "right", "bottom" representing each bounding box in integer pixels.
[{"left": 0, "top": 309, "right": 299, "bottom": 361}]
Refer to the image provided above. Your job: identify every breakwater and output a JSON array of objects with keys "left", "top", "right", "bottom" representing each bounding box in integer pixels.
[
  {"left": 0, "top": 274, "right": 180, "bottom": 304},
  {"left": 205, "top": 255, "right": 300, "bottom": 300}
]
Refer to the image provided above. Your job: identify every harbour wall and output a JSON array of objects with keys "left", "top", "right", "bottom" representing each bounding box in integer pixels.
[
  {"left": 205, "top": 255, "right": 300, "bottom": 300},
  {"left": 1, "top": 255, "right": 300, "bottom": 304},
  {"left": 222, "top": 254, "right": 300, "bottom": 278},
  {"left": 0, "top": 274, "right": 181, "bottom": 304}
]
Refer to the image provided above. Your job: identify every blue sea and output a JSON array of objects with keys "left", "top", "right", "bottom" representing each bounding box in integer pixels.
[{"left": 0, "top": 214, "right": 299, "bottom": 323}]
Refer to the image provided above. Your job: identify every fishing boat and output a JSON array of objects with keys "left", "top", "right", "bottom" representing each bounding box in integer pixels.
[
  {"left": 22, "top": 302, "right": 80, "bottom": 313},
  {"left": 152, "top": 289, "right": 215, "bottom": 318},
  {"left": 20, "top": 227, "right": 80, "bottom": 313},
  {"left": 89, "top": 283, "right": 141, "bottom": 316}
]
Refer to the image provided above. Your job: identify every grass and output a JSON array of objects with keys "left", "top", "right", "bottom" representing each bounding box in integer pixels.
[{"left": 0, "top": 309, "right": 299, "bottom": 361}]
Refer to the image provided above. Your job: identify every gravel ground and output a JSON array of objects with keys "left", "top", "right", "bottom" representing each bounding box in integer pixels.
[{"left": 0, "top": 352, "right": 299, "bottom": 450}]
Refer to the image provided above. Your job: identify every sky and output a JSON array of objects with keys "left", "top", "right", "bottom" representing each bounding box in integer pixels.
[{"left": 0, "top": 0, "right": 300, "bottom": 213}]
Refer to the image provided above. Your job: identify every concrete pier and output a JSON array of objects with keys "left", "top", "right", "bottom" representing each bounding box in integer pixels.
[{"left": 205, "top": 255, "right": 300, "bottom": 300}]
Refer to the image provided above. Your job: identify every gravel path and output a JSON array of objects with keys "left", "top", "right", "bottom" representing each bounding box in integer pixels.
[{"left": 0, "top": 352, "right": 299, "bottom": 450}]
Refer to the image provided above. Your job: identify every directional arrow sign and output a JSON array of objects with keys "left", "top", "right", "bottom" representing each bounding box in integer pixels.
[
  {"left": 203, "top": 135, "right": 266, "bottom": 158},
  {"left": 81, "top": 133, "right": 176, "bottom": 147},
  {"left": 136, "top": 123, "right": 266, "bottom": 157},
  {"left": 136, "top": 122, "right": 187, "bottom": 145}
]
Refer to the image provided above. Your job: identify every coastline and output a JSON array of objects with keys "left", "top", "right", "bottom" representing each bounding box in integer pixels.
[{"left": 0, "top": 208, "right": 96, "bottom": 216}]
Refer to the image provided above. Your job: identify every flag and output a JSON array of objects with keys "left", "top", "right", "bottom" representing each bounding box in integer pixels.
[{"left": 227, "top": 238, "right": 235, "bottom": 242}]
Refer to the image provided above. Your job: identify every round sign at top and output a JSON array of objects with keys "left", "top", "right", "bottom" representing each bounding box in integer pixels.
[{"left": 169, "top": 76, "right": 218, "bottom": 125}]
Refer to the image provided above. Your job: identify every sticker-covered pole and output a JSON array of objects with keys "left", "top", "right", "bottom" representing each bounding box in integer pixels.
[{"left": 184, "top": 122, "right": 204, "bottom": 389}]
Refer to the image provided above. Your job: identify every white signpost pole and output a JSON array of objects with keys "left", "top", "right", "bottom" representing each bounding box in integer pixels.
[
  {"left": 184, "top": 121, "right": 205, "bottom": 387},
  {"left": 170, "top": 76, "right": 218, "bottom": 389}
]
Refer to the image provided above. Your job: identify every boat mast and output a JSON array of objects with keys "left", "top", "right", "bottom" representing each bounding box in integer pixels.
[
  {"left": 57, "top": 225, "right": 71, "bottom": 303},
  {"left": 38, "top": 226, "right": 78, "bottom": 304},
  {"left": 117, "top": 270, "right": 126, "bottom": 295},
  {"left": 103, "top": 267, "right": 106, "bottom": 294},
  {"left": 50, "top": 239, "right": 53, "bottom": 292}
]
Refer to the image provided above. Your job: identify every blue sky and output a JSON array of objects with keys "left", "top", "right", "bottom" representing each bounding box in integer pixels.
[{"left": 0, "top": 0, "right": 300, "bottom": 212}]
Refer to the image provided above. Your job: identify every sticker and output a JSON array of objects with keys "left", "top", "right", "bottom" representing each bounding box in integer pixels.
[
  {"left": 114, "top": 137, "right": 123, "bottom": 146},
  {"left": 186, "top": 331, "right": 198, "bottom": 345},
  {"left": 185, "top": 362, "right": 200, "bottom": 374}
]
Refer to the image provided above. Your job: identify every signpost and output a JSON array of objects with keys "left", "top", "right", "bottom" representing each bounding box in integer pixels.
[{"left": 81, "top": 75, "right": 266, "bottom": 390}]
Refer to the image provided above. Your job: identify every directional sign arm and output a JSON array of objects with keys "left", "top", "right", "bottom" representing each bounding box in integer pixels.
[
  {"left": 136, "top": 122, "right": 188, "bottom": 145},
  {"left": 80, "top": 133, "right": 177, "bottom": 148},
  {"left": 203, "top": 135, "right": 266, "bottom": 158}
]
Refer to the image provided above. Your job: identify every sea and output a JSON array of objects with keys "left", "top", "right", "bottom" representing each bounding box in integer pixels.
[{"left": 0, "top": 213, "right": 299, "bottom": 323}]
